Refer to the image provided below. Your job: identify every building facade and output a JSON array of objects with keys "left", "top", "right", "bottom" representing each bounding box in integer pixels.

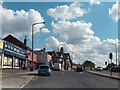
[
  {"left": 0, "top": 34, "right": 38, "bottom": 69},
  {"left": 0, "top": 39, "right": 27, "bottom": 69}
]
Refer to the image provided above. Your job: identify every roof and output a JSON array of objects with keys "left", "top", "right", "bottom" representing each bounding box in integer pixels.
[{"left": 3, "top": 34, "right": 33, "bottom": 52}]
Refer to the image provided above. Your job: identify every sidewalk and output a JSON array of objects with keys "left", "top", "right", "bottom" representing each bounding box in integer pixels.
[
  {"left": 0, "top": 69, "right": 37, "bottom": 89},
  {"left": 86, "top": 70, "right": 120, "bottom": 80}
]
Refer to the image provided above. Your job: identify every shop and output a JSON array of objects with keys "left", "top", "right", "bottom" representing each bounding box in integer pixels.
[
  {"left": 2, "top": 40, "right": 27, "bottom": 69},
  {"left": 27, "top": 54, "right": 38, "bottom": 69}
]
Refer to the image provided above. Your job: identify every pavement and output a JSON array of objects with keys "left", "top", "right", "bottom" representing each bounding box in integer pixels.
[
  {"left": 0, "top": 68, "right": 37, "bottom": 89},
  {"left": 86, "top": 70, "right": 120, "bottom": 80}
]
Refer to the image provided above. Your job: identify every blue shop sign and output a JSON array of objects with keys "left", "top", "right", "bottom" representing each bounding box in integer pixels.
[{"left": 3, "top": 41, "right": 27, "bottom": 59}]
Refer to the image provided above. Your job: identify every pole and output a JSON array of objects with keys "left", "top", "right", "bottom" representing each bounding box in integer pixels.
[
  {"left": 115, "top": 44, "right": 117, "bottom": 66},
  {"left": 110, "top": 58, "right": 112, "bottom": 75},
  {"left": 31, "top": 24, "right": 34, "bottom": 71},
  {"left": 109, "top": 43, "right": 118, "bottom": 66},
  {"left": 31, "top": 22, "right": 45, "bottom": 71}
]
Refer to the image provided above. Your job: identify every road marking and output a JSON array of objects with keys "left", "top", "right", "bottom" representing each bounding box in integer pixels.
[{"left": 19, "top": 76, "right": 35, "bottom": 90}]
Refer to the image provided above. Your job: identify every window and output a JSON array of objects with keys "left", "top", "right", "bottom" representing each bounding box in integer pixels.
[
  {"left": 14, "top": 58, "right": 19, "bottom": 67},
  {"left": 3, "top": 56, "right": 12, "bottom": 67}
]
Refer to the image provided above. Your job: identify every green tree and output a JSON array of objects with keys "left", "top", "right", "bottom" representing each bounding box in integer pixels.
[
  {"left": 83, "top": 60, "right": 95, "bottom": 70},
  {"left": 106, "top": 63, "right": 116, "bottom": 70}
]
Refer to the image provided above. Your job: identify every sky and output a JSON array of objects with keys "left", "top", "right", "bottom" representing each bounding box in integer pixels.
[{"left": 1, "top": 0, "right": 120, "bottom": 67}]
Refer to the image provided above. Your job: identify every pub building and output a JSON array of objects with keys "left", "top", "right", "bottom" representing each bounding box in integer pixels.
[
  {"left": 2, "top": 34, "right": 38, "bottom": 69},
  {"left": 0, "top": 39, "right": 27, "bottom": 69}
]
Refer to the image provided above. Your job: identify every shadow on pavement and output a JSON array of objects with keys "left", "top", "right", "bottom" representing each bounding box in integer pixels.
[{"left": 27, "top": 73, "right": 38, "bottom": 76}]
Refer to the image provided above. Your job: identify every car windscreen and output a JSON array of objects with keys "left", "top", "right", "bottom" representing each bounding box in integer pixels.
[{"left": 40, "top": 66, "right": 49, "bottom": 68}]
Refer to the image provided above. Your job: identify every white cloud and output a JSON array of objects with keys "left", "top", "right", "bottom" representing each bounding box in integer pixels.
[
  {"left": 109, "top": 1, "right": 120, "bottom": 22},
  {"left": 45, "top": 19, "right": 118, "bottom": 67},
  {"left": 34, "top": 48, "right": 41, "bottom": 51},
  {"left": 47, "top": 2, "right": 86, "bottom": 21},
  {"left": 41, "top": 28, "right": 51, "bottom": 34},
  {"left": 52, "top": 21, "right": 94, "bottom": 44},
  {"left": 1, "top": 7, "right": 45, "bottom": 37},
  {"left": 89, "top": 0, "right": 100, "bottom": 5},
  {"left": 45, "top": 36, "right": 60, "bottom": 51}
]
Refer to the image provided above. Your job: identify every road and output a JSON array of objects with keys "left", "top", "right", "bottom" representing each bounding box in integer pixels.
[{"left": 23, "top": 71, "right": 119, "bottom": 88}]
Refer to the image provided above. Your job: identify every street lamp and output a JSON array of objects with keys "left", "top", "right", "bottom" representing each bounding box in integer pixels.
[
  {"left": 109, "top": 43, "right": 118, "bottom": 66},
  {"left": 58, "top": 43, "right": 65, "bottom": 52},
  {"left": 31, "top": 21, "right": 45, "bottom": 71}
]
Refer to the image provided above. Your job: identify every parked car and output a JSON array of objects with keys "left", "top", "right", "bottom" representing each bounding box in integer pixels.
[
  {"left": 110, "top": 66, "right": 120, "bottom": 72},
  {"left": 38, "top": 65, "right": 51, "bottom": 76},
  {"left": 76, "top": 66, "right": 83, "bottom": 72},
  {"left": 96, "top": 67, "right": 103, "bottom": 71}
]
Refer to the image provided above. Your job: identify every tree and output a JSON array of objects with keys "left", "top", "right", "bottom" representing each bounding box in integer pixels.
[
  {"left": 106, "top": 63, "right": 116, "bottom": 70},
  {"left": 83, "top": 60, "right": 95, "bottom": 70}
]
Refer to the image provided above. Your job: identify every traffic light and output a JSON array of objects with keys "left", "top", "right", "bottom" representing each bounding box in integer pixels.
[
  {"left": 109, "top": 53, "right": 113, "bottom": 59},
  {"left": 105, "top": 61, "right": 107, "bottom": 65}
]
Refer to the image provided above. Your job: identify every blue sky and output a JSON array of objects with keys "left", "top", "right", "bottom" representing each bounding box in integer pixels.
[
  {"left": 3, "top": 2, "right": 117, "bottom": 48},
  {"left": 2, "top": 1, "right": 119, "bottom": 66}
]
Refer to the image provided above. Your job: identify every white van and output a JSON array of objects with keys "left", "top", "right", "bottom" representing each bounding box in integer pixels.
[{"left": 53, "top": 63, "right": 61, "bottom": 71}]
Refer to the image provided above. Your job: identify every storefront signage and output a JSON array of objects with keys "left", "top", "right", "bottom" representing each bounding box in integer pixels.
[
  {"left": 0, "top": 39, "right": 4, "bottom": 49},
  {"left": 4, "top": 41, "right": 27, "bottom": 58}
]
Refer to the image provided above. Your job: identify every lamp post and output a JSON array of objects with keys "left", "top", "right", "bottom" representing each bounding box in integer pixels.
[
  {"left": 31, "top": 21, "right": 45, "bottom": 71},
  {"left": 58, "top": 43, "right": 65, "bottom": 52},
  {"left": 109, "top": 43, "right": 118, "bottom": 66}
]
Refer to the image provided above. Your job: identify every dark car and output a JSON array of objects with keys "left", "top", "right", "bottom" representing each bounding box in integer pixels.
[
  {"left": 38, "top": 65, "right": 51, "bottom": 76},
  {"left": 76, "top": 67, "right": 83, "bottom": 72},
  {"left": 110, "top": 66, "right": 120, "bottom": 72}
]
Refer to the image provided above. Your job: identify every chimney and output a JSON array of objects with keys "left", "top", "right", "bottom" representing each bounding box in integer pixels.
[
  {"left": 24, "top": 36, "right": 27, "bottom": 45},
  {"left": 43, "top": 47, "right": 46, "bottom": 51}
]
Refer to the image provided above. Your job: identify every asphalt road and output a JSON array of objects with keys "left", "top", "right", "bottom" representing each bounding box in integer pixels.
[{"left": 23, "top": 71, "right": 119, "bottom": 88}]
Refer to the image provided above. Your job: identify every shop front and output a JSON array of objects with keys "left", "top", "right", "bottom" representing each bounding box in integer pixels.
[
  {"left": 27, "top": 56, "right": 38, "bottom": 69},
  {"left": 2, "top": 41, "right": 27, "bottom": 69}
]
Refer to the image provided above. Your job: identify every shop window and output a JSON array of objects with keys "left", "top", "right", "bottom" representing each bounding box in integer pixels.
[
  {"left": 3, "top": 56, "right": 12, "bottom": 67},
  {"left": 14, "top": 58, "right": 19, "bottom": 67}
]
